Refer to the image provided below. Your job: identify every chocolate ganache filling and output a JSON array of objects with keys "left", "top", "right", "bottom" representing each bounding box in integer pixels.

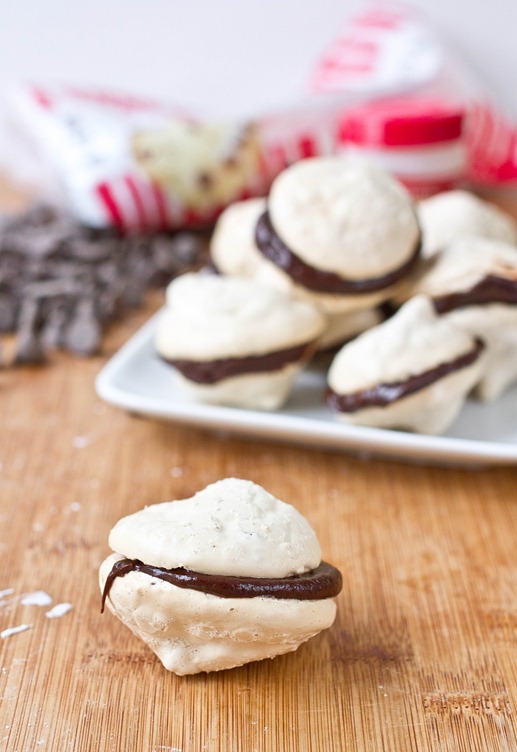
[
  {"left": 432, "top": 274, "right": 517, "bottom": 314},
  {"left": 161, "top": 340, "right": 316, "bottom": 384},
  {"left": 326, "top": 338, "right": 484, "bottom": 413},
  {"left": 101, "top": 558, "right": 343, "bottom": 612},
  {"left": 255, "top": 211, "right": 421, "bottom": 295}
]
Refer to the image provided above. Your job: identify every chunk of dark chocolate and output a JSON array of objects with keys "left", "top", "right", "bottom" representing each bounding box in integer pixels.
[{"left": 0, "top": 203, "right": 209, "bottom": 366}]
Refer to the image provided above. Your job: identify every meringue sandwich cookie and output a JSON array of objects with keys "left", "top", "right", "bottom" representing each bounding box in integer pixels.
[
  {"left": 209, "top": 200, "right": 382, "bottom": 354},
  {"left": 255, "top": 157, "right": 422, "bottom": 315},
  {"left": 418, "top": 190, "right": 517, "bottom": 258},
  {"left": 208, "top": 197, "right": 317, "bottom": 300},
  {"left": 398, "top": 238, "right": 517, "bottom": 401},
  {"left": 207, "top": 180, "right": 390, "bottom": 345},
  {"left": 326, "top": 296, "right": 485, "bottom": 435},
  {"left": 446, "top": 304, "right": 517, "bottom": 402},
  {"left": 99, "top": 478, "right": 342, "bottom": 675},
  {"left": 155, "top": 273, "right": 326, "bottom": 409},
  {"left": 210, "top": 197, "right": 267, "bottom": 277}
]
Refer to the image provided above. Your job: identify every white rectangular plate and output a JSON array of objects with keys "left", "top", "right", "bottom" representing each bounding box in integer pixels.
[{"left": 95, "top": 311, "right": 517, "bottom": 467}]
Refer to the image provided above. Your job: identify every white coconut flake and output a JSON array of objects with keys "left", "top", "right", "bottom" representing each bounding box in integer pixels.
[
  {"left": 45, "top": 603, "right": 73, "bottom": 619},
  {"left": 21, "top": 591, "right": 53, "bottom": 607},
  {"left": 1, "top": 624, "right": 32, "bottom": 639},
  {"left": 0, "top": 589, "right": 15, "bottom": 599},
  {"left": 72, "top": 435, "right": 91, "bottom": 449}
]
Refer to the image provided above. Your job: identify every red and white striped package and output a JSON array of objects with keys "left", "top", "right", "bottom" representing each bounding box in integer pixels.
[
  {"left": 3, "top": 84, "right": 190, "bottom": 232},
  {"left": 3, "top": 83, "right": 336, "bottom": 233},
  {"left": 308, "top": 2, "right": 517, "bottom": 188},
  {"left": 3, "top": 3, "right": 516, "bottom": 232}
]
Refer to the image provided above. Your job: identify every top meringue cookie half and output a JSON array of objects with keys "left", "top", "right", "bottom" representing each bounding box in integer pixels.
[
  {"left": 158, "top": 272, "right": 324, "bottom": 360},
  {"left": 326, "top": 295, "right": 485, "bottom": 435},
  {"left": 417, "top": 190, "right": 517, "bottom": 258},
  {"left": 254, "top": 157, "right": 421, "bottom": 313},
  {"left": 108, "top": 478, "right": 322, "bottom": 578}
]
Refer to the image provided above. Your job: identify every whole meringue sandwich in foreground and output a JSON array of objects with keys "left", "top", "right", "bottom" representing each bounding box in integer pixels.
[{"left": 99, "top": 478, "right": 342, "bottom": 675}]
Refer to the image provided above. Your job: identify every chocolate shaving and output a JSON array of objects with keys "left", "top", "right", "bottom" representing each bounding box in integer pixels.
[
  {"left": 326, "top": 338, "right": 485, "bottom": 413},
  {"left": 255, "top": 210, "right": 421, "bottom": 295},
  {"left": 101, "top": 557, "right": 343, "bottom": 612},
  {"left": 12, "top": 298, "right": 47, "bottom": 365},
  {"left": 64, "top": 298, "right": 102, "bottom": 356},
  {"left": 0, "top": 291, "right": 18, "bottom": 331},
  {"left": 0, "top": 203, "right": 209, "bottom": 366}
]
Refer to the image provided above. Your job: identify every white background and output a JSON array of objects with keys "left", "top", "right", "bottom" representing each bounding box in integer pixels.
[{"left": 0, "top": 0, "right": 516, "bottom": 119}]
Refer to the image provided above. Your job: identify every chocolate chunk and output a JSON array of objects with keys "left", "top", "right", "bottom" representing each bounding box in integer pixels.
[
  {"left": 0, "top": 203, "right": 209, "bottom": 367},
  {"left": 66, "top": 236, "right": 117, "bottom": 262},
  {"left": 64, "top": 298, "right": 102, "bottom": 356},
  {"left": 12, "top": 298, "right": 46, "bottom": 365},
  {"left": 13, "top": 330, "right": 47, "bottom": 365},
  {"left": 0, "top": 291, "right": 18, "bottom": 332},
  {"left": 197, "top": 171, "right": 214, "bottom": 191},
  {"left": 148, "top": 233, "right": 208, "bottom": 286},
  {"left": 120, "top": 276, "right": 146, "bottom": 308},
  {"left": 40, "top": 302, "right": 69, "bottom": 349},
  {"left": 24, "top": 278, "right": 85, "bottom": 299},
  {"left": 0, "top": 252, "right": 23, "bottom": 284}
]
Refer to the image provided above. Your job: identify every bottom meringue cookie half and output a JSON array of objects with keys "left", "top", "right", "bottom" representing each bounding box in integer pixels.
[
  {"left": 99, "top": 554, "right": 337, "bottom": 675},
  {"left": 98, "top": 478, "right": 342, "bottom": 675},
  {"left": 173, "top": 362, "right": 304, "bottom": 411}
]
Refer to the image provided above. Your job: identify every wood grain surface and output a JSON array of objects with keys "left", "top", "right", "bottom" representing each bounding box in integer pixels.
[{"left": 1, "top": 186, "right": 517, "bottom": 752}]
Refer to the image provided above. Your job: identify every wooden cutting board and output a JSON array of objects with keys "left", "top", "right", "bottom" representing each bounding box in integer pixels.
[{"left": 1, "top": 187, "right": 517, "bottom": 751}]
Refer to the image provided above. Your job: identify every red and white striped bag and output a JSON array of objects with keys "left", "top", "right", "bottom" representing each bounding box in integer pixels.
[
  {"left": 3, "top": 3, "right": 516, "bottom": 232},
  {"left": 308, "top": 3, "right": 517, "bottom": 189}
]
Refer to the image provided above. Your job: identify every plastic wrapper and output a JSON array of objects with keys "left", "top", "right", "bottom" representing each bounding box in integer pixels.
[
  {"left": 308, "top": 3, "right": 517, "bottom": 189},
  {"left": 1, "top": 2, "right": 516, "bottom": 232}
]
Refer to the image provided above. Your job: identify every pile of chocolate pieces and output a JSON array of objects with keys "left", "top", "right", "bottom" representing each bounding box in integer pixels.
[{"left": 0, "top": 203, "right": 208, "bottom": 366}]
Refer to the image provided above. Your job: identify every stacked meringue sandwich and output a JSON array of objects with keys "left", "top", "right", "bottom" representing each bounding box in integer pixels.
[
  {"left": 155, "top": 156, "right": 517, "bottom": 435},
  {"left": 100, "top": 478, "right": 342, "bottom": 675}
]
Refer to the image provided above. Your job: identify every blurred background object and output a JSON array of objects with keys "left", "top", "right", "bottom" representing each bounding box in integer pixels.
[
  {"left": 0, "top": 0, "right": 515, "bottom": 121},
  {"left": 1, "top": 0, "right": 516, "bottom": 384},
  {"left": 1, "top": 0, "right": 516, "bottom": 232}
]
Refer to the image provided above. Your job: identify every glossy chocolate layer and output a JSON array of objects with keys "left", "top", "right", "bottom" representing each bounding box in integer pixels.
[
  {"left": 161, "top": 340, "right": 315, "bottom": 384},
  {"left": 101, "top": 558, "right": 343, "bottom": 612},
  {"left": 326, "top": 338, "right": 484, "bottom": 413},
  {"left": 433, "top": 274, "right": 517, "bottom": 314},
  {"left": 255, "top": 211, "right": 421, "bottom": 295}
]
